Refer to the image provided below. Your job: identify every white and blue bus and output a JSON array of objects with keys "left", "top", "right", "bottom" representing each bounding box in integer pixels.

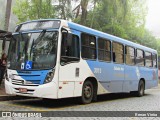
[{"left": 5, "top": 19, "right": 158, "bottom": 104}]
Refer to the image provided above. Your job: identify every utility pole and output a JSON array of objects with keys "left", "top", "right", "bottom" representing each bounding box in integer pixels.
[
  {"left": 4, "top": 0, "right": 12, "bottom": 31},
  {"left": 3, "top": 0, "right": 12, "bottom": 54}
]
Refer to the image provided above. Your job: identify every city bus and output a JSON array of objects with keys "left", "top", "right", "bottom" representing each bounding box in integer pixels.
[{"left": 5, "top": 19, "right": 158, "bottom": 104}]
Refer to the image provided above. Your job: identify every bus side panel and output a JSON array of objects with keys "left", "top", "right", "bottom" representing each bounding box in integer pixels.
[
  {"left": 139, "top": 67, "right": 158, "bottom": 89},
  {"left": 58, "top": 60, "right": 98, "bottom": 98},
  {"left": 123, "top": 66, "right": 139, "bottom": 92},
  {"left": 124, "top": 66, "right": 158, "bottom": 92},
  {"left": 86, "top": 61, "right": 124, "bottom": 93}
]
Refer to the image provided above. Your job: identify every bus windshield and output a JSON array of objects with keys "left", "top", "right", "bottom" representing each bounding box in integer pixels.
[{"left": 8, "top": 31, "right": 58, "bottom": 70}]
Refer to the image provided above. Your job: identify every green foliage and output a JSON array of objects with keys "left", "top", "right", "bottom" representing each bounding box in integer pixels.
[
  {"left": 13, "top": 0, "right": 160, "bottom": 54},
  {"left": 13, "top": 0, "right": 55, "bottom": 23}
]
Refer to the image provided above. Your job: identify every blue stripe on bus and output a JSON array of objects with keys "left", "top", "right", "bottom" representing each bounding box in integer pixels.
[
  {"left": 86, "top": 60, "right": 158, "bottom": 92},
  {"left": 17, "top": 70, "right": 49, "bottom": 84}
]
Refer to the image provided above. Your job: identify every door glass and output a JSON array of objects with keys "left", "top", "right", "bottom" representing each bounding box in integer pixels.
[{"left": 61, "top": 32, "right": 80, "bottom": 64}]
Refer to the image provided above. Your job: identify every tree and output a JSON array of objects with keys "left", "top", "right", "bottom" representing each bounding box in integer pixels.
[
  {"left": 85, "top": 0, "right": 129, "bottom": 38},
  {"left": 0, "top": 0, "right": 6, "bottom": 30},
  {"left": 80, "top": 0, "right": 89, "bottom": 25},
  {"left": 54, "top": 0, "right": 73, "bottom": 20},
  {"left": 4, "top": 0, "right": 12, "bottom": 31},
  {"left": 13, "top": 0, "right": 55, "bottom": 23},
  {"left": 13, "top": 0, "right": 160, "bottom": 53}
]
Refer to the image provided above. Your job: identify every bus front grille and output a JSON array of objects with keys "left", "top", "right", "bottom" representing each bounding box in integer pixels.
[{"left": 12, "top": 79, "right": 40, "bottom": 86}]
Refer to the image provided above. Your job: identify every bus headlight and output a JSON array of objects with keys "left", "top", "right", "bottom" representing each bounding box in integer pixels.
[{"left": 44, "top": 69, "right": 55, "bottom": 84}]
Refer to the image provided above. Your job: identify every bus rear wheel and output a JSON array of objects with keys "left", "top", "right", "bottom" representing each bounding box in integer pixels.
[
  {"left": 137, "top": 80, "right": 145, "bottom": 97},
  {"left": 131, "top": 80, "right": 145, "bottom": 97},
  {"left": 80, "top": 81, "right": 93, "bottom": 104}
]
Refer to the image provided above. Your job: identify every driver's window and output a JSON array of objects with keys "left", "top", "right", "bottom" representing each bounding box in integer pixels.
[{"left": 61, "top": 32, "right": 80, "bottom": 63}]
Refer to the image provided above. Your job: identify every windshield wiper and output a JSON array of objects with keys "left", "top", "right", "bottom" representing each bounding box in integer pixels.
[
  {"left": 34, "top": 29, "right": 46, "bottom": 46},
  {"left": 30, "top": 29, "right": 46, "bottom": 55}
]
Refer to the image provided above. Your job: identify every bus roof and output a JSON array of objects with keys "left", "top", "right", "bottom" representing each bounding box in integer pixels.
[
  {"left": 67, "top": 21, "right": 157, "bottom": 54},
  {"left": 16, "top": 19, "right": 157, "bottom": 53}
]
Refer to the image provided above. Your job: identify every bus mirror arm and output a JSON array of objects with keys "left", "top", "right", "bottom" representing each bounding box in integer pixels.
[{"left": 4, "top": 33, "right": 12, "bottom": 38}]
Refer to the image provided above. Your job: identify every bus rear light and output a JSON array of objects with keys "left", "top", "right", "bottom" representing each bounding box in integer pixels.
[{"left": 44, "top": 69, "right": 55, "bottom": 84}]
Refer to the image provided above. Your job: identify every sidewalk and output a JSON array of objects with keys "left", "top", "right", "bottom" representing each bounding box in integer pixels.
[
  {"left": 0, "top": 80, "right": 7, "bottom": 95},
  {"left": 0, "top": 81, "right": 6, "bottom": 95}
]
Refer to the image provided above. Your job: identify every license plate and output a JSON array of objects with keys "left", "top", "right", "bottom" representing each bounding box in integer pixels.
[{"left": 19, "top": 88, "right": 27, "bottom": 93}]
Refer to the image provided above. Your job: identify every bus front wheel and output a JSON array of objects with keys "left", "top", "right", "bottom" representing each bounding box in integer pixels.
[{"left": 80, "top": 80, "right": 93, "bottom": 104}]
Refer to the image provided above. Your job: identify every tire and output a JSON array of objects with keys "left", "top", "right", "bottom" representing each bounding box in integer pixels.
[
  {"left": 130, "top": 80, "right": 145, "bottom": 97},
  {"left": 80, "top": 81, "right": 93, "bottom": 104},
  {"left": 137, "top": 80, "right": 145, "bottom": 97},
  {"left": 131, "top": 80, "right": 145, "bottom": 97}
]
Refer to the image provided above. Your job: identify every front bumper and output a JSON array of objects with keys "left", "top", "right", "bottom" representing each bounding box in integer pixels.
[{"left": 5, "top": 80, "right": 58, "bottom": 99}]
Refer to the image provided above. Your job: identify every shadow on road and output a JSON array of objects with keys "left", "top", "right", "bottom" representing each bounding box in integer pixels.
[{"left": 10, "top": 93, "right": 151, "bottom": 109}]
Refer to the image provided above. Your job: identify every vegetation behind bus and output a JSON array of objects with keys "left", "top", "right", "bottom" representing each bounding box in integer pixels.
[{"left": 12, "top": 0, "right": 160, "bottom": 55}]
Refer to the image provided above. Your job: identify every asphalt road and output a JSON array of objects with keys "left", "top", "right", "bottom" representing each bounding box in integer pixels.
[{"left": 0, "top": 86, "right": 160, "bottom": 120}]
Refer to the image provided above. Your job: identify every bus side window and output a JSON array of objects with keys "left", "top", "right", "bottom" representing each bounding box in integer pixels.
[
  {"left": 112, "top": 42, "right": 124, "bottom": 64},
  {"left": 152, "top": 53, "right": 157, "bottom": 68},
  {"left": 136, "top": 49, "right": 145, "bottom": 66},
  {"left": 145, "top": 51, "right": 152, "bottom": 67},
  {"left": 125, "top": 46, "right": 135, "bottom": 65},
  {"left": 98, "top": 38, "right": 111, "bottom": 62},
  {"left": 61, "top": 32, "right": 80, "bottom": 64},
  {"left": 81, "top": 33, "right": 96, "bottom": 60}
]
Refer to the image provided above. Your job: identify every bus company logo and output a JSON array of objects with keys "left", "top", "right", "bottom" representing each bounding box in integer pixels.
[
  {"left": 136, "top": 68, "right": 140, "bottom": 79},
  {"left": 114, "top": 66, "right": 124, "bottom": 71},
  {"left": 2, "top": 112, "right": 12, "bottom": 117}
]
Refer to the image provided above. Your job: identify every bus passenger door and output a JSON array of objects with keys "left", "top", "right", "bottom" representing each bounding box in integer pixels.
[
  {"left": 58, "top": 30, "right": 81, "bottom": 98},
  {"left": 111, "top": 64, "right": 124, "bottom": 92},
  {"left": 110, "top": 42, "right": 125, "bottom": 92}
]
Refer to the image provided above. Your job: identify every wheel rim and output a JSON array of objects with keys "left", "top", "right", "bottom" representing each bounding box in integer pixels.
[{"left": 84, "top": 85, "right": 92, "bottom": 99}]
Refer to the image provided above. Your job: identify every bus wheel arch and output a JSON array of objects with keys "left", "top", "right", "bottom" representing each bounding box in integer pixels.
[{"left": 80, "top": 77, "right": 98, "bottom": 104}]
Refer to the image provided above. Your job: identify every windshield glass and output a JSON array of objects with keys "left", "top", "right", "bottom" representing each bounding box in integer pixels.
[{"left": 8, "top": 31, "right": 58, "bottom": 70}]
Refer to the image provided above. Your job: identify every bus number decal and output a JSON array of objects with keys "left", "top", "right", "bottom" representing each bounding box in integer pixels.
[{"left": 94, "top": 68, "right": 102, "bottom": 74}]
